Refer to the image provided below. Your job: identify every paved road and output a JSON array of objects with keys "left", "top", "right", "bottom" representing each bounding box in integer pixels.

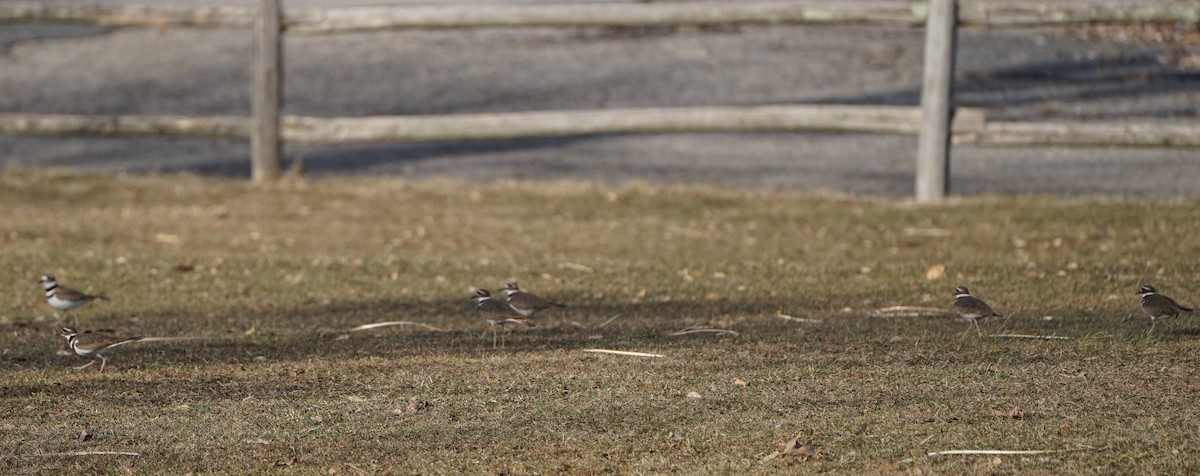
[{"left": 2, "top": 2, "right": 1198, "bottom": 197}]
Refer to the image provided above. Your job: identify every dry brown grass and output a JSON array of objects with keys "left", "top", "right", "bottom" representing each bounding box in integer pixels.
[{"left": 2, "top": 169, "right": 1199, "bottom": 474}]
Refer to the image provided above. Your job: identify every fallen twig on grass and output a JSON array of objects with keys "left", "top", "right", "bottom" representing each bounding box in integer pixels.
[
  {"left": 21, "top": 451, "right": 141, "bottom": 458},
  {"left": 594, "top": 314, "right": 621, "bottom": 329},
  {"left": 582, "top": 349, "right": 664, "bottom": 358},
  {"left": 559, "top": 262, "right": 594, "bottom": 273},
  {"left": 989, "top": 334, "right": 1072, "bottom": 340},
  {"left": 348, "top": 321, "right": 444, "bottom": 332},
  {"left": 869, "top": 306, "right": 955, "bottom": 318},
  {"left": 138, "top": 336, "right": 213, "bottom": 343},
  {"left": 927, "top": 445, "right": 1099, "bottom": 457},
  {"left": 776, "top": 313, "right": 822, "bottom": 324},
  {"left": 668, "top": 328, "right": 739, "bottom": 336}
]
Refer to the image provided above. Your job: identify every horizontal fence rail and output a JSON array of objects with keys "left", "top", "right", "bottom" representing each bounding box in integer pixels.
[
  {"left": 958, "top": 122, "right": 1200, "bottom": 148},
  {"left": 0, "top": 114, "right": 250, "bottom": 139},
  {"left": 0, "top": 106, "right": 963, "bottom": 142},
  {"left": 2, "top": 2, "right": 1197, "bottom": 32},
  {"left": 5, "top": 109, "right": 1198, "bottom": 149}
]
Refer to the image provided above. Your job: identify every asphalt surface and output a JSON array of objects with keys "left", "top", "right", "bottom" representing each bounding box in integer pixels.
[{"left": 2, "top": 2, "right": 1198, "bottom": 197}]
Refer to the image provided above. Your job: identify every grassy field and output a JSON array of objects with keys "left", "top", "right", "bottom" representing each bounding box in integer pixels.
[{"left": 2, "top": 169, "right": 1199, "bottom": 474}]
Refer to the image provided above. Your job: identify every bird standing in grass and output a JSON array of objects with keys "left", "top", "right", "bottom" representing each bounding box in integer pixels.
[
  {"left": 60, "top": 327, "right": 141, "bottom": 372},
  {"left": 473, "top": 289, "right": 534, "bottom": 348},
  {"left": 40, "top": 275, "right": 108, "bottom": 326},
  {"left": 952, "top": 286, "right": 1002, "bottom": 338},
  {"left": 1138, "top": 284, "right": 1193, "bottom": 332},
  {"left": 501, "top": 281, "right": 566, "bottom": 319}
]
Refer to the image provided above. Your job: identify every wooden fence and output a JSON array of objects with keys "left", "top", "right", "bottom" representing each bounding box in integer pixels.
[{"left": 1, "top": 1, "right": 1198, "bottom": 200}]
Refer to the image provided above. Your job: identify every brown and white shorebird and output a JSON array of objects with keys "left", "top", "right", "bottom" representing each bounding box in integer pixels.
[
  {"left": 60, "top": 327, "right": 141, "bottom": 372},
  {"left": 952, "top": 286, "right": 1003, "bottom": 337},
  {"left": 39, "top": 275, "right": 107, "bottom": 322},
  {"left": 473, "top": 288, "right": 534, "bottom": 348},
  {"left": 500, "top": 282, "right": 566, "bottom": 318},
  {"left": 1138, "top": 284, "right": 1193, "bottom": 332}
]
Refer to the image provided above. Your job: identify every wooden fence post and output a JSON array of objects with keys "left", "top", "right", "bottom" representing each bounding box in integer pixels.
[
  {"left": 915, "top": 0, "right": 957, "bottom": 202},
  {"left": 251, "top": 0, "right": 282, "bottom": 183}
]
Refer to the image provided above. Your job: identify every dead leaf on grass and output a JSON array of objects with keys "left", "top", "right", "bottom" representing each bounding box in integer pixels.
[
  {"left": 925, "top": 264, "right": 947, "bottom": 280},
  {"left": 78, "top": 429, "right": 91, "bottom": 442},
  {"left": 686, "top": 391, "right": 702, "bottom": 400},
  {"left": 154, "top": 233, "right": 182, "bottom": 245},
  {"left": 1059, "top": 425, "right": 1073, "bottom": 435},
  {"left": 395, "top": 400, "right": 434, "bottom": 415},
  {"left": 733, "top": 377, "right": 749, "bottom": 387},
  {"left": 761, "top": 433, "right": 819, "bottom": 463}
]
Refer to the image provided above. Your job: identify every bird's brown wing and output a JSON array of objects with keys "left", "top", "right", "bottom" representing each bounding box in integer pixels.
[
  {"left": 955, "top": 296, "right": 1000, "bottom": 318},
  {"left": 55, "top": 285, "right": 105, "bottom": 301},
  {"left": 509, "top": 292, "right": 565, "bottom": 312}
]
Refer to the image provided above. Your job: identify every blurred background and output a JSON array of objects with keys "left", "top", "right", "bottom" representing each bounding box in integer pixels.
[{"left": 1, "top": 0, "right": 1198, "bottom": 196}]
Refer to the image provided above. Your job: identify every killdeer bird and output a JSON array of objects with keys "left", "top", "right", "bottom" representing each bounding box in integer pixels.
[
  {"left": 500, "top": 282, "right": 566, "bottom": 318},
  {"left": 60, "top": 327, "right": 141, "bottom": 372},
  {"left": 1138, "top": 285, "right": 1194, "bottom": 332},
  {"left": 473, "top": 289, "right": 534, "bottom": 348},
  {"left": 39, "top": 275, "right": 107, "bottom": 319},
  {"left": 952, "top": 286, "right": 1002, "bottom": 337}
]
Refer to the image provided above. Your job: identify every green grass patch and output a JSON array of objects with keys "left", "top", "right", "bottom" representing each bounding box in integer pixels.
[{"left": 2, "top": 169, "right": 1199, "bottom": 474}]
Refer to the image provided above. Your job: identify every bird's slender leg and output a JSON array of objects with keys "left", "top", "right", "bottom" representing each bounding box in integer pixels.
[
  {"left": 974, "top": 319, "right": 983, "bottom": 338},
  {"left": 75, "top": 360, "right": 96, "bottom": 371}
]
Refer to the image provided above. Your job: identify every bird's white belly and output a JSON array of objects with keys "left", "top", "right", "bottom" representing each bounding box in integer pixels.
[{"left": 48, "top": 295, "right": 87, "bottom": 310}]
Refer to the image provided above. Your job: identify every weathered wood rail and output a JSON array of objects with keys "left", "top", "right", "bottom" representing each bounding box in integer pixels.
[
  {"left": 6, "top": 109, "right": 1195, "bottom": 148},
  {"left": 1, "top": 1, "right": 1196, "bottom": 199},
  {"left": 3, "top": 2, "right": 1197, "bottom": 31}
]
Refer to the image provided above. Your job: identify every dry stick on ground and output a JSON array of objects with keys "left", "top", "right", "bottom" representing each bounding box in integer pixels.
[
  {"left": 138, "top": 336, "right": 213, "bottom": 343},
  {"left": 989, "top": 334, "right": 1072, "bottom": 340},
  {"left": 927, "top": 446, "right": 1100, "bottom": 457},
  {"left": 869, "top": 306, "right": 957, "bottom": 318},
  {"left": 582, "top": 349, "right": 664, "bottom": 358},
  {"left": 19, "top": 451, "right": 141, "bottom": 458},
  {"left": 569, "top": 314, "right": 621, "bottom": 330},
  {"left": 594, "top": 314, "right": 621, "bottom": 329},
  {"left": 558, "top": 262, "right": 594, "bottom": 273},
  {"left": 347, "top": 321, "right": 445, "bottom": 332},
  {"left": 776, "top": 313, "right": 823, "bottom": 324},
  {"left": 668, "top": 328, "right": 739, "bottom": 336}
]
